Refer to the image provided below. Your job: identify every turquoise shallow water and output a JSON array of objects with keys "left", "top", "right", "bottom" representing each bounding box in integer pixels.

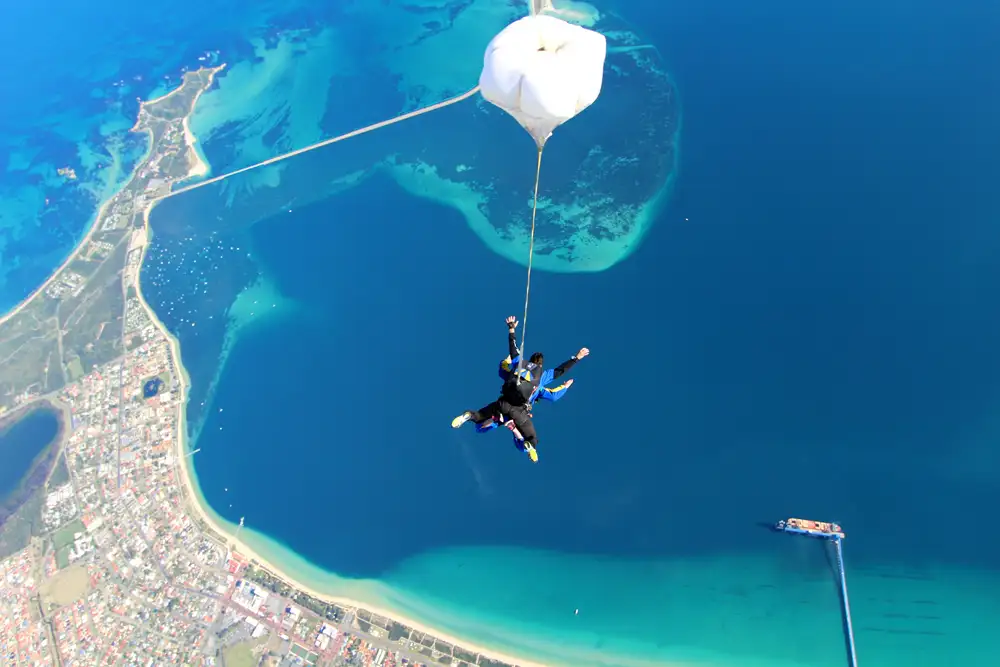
[
  {"left": 148, "top": 1, "right": 998, "bottom": 665},
  {"left": 156, "top": 171, "right": 1000, "bottom": 666},
  {"left": 5, "top": 0, "right": 999, "bottom": 665}
]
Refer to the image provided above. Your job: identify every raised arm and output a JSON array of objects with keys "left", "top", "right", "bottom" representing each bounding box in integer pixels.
[
  {"left": 506, "top": 315, "right": 521, "bottom": 363},
  {"left": 545, "top": 347, "right": 590, "bottom": 383}
]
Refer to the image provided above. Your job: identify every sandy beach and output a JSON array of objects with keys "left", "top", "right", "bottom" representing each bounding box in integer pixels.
[
  {"left": 182, "top": 110, "right": 209, "bottom": 178},
  {"left": 0, "top": 175, "right": 132, "bottom": 329},
  {"left": 131, "top": 74, "right": 555, "bottom": 667},
  {"left": 0, "top": 67, "right": 221, "bottom": 330},
  {"left": 6, "top": 52, "right": 675, "bottom": 667},
  {"left": 138, "top": 250, "right": 555, "bottom": 667},
  {"left": 0, "top": 63, "right": 530, "bottom": 663}
]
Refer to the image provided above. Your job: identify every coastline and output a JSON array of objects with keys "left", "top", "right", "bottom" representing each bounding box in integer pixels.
[
  {"left": 0, "top": 61, "right": 561, "bottom": 663},
  {"left": 131, "top": 75, "right": 558, "bottom": 667},
  {"left": 0, "top": 167, "right": 142, "bottom": 329},
  {"left": 1, "top": 54, "right": 684, "bottom": 667},
  {"left": 0, "top": 65, "right": 217, "bottom": 330}
]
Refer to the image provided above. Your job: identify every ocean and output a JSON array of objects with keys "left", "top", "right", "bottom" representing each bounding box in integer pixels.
[
  {"left": 5, "top": 1, "right": 1000, "bottom": 666},
  {"left": 0, "top": 0, "right": 343, "bottom": 311}
]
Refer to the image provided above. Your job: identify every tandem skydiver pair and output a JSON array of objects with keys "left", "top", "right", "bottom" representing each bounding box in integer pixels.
[{"left": 451, "top": 315, "right": 589, "bottom": 463}]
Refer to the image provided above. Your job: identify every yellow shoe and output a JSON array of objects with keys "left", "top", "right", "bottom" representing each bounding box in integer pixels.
[
  {"left": 525, "top": 444, "right": 538, "bottom": 463},
  {"left": 451, "top": 412, "right": 471, "bottom": 428}
]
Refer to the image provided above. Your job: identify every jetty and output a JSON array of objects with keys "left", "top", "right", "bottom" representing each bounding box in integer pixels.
[{"left": 775, "top": 518, "right": 858, "bottom": 667}]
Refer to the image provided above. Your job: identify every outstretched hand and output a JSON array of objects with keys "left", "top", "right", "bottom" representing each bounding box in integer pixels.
[
  {"left": 576, "top": 347, "right": 590, "bottom": 359},
  {"left": 506, "top": 315, "right": 518, "bottom": 332}
]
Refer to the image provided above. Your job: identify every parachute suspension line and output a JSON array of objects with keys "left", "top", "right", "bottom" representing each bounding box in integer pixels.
[{"left": 516, "top": 146, "right": 545, "bottom": 382}]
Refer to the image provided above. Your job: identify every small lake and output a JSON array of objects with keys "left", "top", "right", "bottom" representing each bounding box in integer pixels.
[{"left": 0, "top": 407, "right": 60, "bottom": 500}]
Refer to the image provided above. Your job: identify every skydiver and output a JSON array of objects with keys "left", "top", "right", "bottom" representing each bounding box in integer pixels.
[
  {"left": 475, "top": 365, "right": 575, "bottom": 449},
  {"left": 474, "top": 378, "right": 574, "bottom": 434},
  {"left": 451, "top": 315, "right": 589, "bottom": 463}
]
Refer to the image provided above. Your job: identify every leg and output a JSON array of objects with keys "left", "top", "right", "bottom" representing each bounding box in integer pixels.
[
  {"left": 452, "top": 401, "right": 502, "bottom": 428},
  {"left": 508, "top": 405, "right": 537, "bottom": 447},
  {"left": 475, "top": 419, "right": 499, "bottom": 434},
  {"left": 504, "top": 405, "right": 538, "bottom": 463},
  {"left": 505, "top": 423, "right": 532, "bottom": 457},
  {"left": 469, "top": 401, "right": 503, "bottom": 425},
  {"left": 507, "top": 406, "right": 539, "bottom": 462}
]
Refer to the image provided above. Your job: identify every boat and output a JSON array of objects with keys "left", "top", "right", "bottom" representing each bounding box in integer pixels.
[{"left": 774, "top": 517, "right": 845, "bottom": 540}]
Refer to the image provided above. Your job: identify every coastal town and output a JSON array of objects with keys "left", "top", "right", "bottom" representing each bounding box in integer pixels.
[
  {"left": 1, "top": 334, "right": 520, "bottom": 667},
  {"left": 0, "top": 68, "right": 522, "bottom": 667}
]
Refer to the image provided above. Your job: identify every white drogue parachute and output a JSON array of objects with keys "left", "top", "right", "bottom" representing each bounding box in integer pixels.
[{"left": 479, "top": 14, "right": 607, "bottom": 148}]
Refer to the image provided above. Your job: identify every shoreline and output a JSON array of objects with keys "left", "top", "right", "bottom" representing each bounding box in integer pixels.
[
  {"left": 0, "top": 60, "right": 560, "bottom": 665},
  {"left": 2, "top": 43, "right": 682, "bottom": 665},
  {"left": 131, "top": 74, "right": 556, "bottom": 667},
  {"left": 0, "top": 165, "right": 142, "bottom": 329},
  {"left": 0, "top": 65, "right": 219, "bottom": 329}
]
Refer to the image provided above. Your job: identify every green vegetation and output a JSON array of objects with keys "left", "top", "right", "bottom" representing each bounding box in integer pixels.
[
  {"left": 55, "top": 546, "right": 71, "bottom": 569},
  {"left": 296, "top": 591, "right": 339, "bottom": 620},
  {"left": 388, "top": 622, "right": 410, "bottom": 642},
  {"left": 243, "top": 566, "right": 346, "bottom": 623},
  {"left": 47, "top": 452, "right": 69, "bottom": 488},
  {"left": 66, "top": 358, "right": 85, "bottom": 381},
  {"left": 52, "top": 518, "right": 86, "bottom": 550},
  {"left": 288, "top": 644, "right": 318, "bottom": 665},
  {"left": 245, "top": 565, "right": 295, "bottom": 598},
  {"left": 0, "top": 224, "right": 129, "bottom": 411},
  {"left": 0, "top": 493, "right": 44, "bottom": 559},
  {"left": 157, "top": 149, "right": 195, "bottom": 180},
  {"left": 52, "top": 517, "right": 86, "bottom": 570},
  {"left": 222, "top": 639, "right": 266, "bottom": 667},
  {"left": 68, "top": 258, "right": 101, "bottom": 277},
  {"left": 0, "top": 306, "right": 64, "bottom": 408},
  {"left": 60, "top": 239, "right": 129, "bottom": 374},
  {"left": 298, "top": 616, "right": 320, "bottom": 637},
  {"left": 454, "top": 646, "right": 477, "bottom": 663}
]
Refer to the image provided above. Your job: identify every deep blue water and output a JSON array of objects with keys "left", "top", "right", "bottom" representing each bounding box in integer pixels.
[
  {"left": 162, "top": 0, "right": 1000, "bottom": 577},
  {"left": 6, "top": 0, "right": 1000, "bottom": 663},
  {"left": 0, "top": 408, "right": 59, "bottom": 499}
]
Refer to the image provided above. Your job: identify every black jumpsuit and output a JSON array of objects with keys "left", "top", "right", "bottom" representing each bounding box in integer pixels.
[{"left": 466, "top": 331, "right": 578, "bottom": 449}]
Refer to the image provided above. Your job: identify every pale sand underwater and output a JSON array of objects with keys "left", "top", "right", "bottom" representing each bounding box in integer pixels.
[
  {"left": 154, "top": 133, "right": 1000, "bottom": 666},
  {"left": 134, "top": 2, "right": 998, "bottom": 666},
  {"left": 130, "top": 66, "right": 592, "bottom": 667}
]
